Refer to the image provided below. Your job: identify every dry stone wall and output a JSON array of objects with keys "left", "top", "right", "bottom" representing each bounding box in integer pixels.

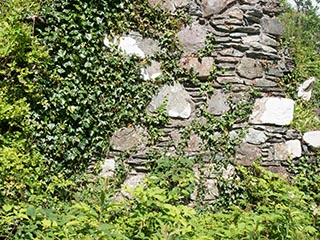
[{"left": 101, "top": 0, "right": 320, "bottom": 201}]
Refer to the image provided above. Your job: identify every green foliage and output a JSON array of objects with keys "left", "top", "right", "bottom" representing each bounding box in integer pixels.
[
  {"left": 147, "top": 156, "right": 195, "bottom": 204},
  {"left": 280, "top": 2, "right": 320, "bottom": 131},
  {"left": 31, "top": 0, "right": 187, "bottom": 175},
  {"left": 1, "top": 0, "right": 320, "bottom": 239}
]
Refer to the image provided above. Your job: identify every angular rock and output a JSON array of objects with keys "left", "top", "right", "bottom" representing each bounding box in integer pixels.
[
  {"left": 274, "top": 140, "right": 302, "bottom": 160},
  {"left": 99, "top": 158, "right": 116, "bottom": 178},
  {"left": 217, "top": 76, "right": 243, "bottom": 84},
  {"left": 207, "top": 90, "right": 230, "bottom": 115},
  {"left": 148, "top": 82, "right": 194, "bottom": 119},
  {"left": 303, "top": 131, "right": 320, "bottom": 148},
  {"left": 118, "top": 36, "right": 145, "bottom": 58},
  {"left": 202, "top": 0, "right": 237, "bottom": 17},
  {"left": 177, "top": 22, "right": 207, "bottom": 56},
  {"left": 110, "top": 126, "right": 148, "bottom": 152},
  {"left": 260, "top": 34, "right": 279, "bottom": 47},
  {"left": 179, "top": 57, "right": 214, "bottom": 79},
  {"left": 261, "top": 16, "right": 285, "bottom": 36},
  {"left": 104, "top": 31, "right": 160, "bottom": 58},
  {"left": 245, "top": 128, "right": 268, "bottom": 145},
  {"left": 231, "top": 26, "right": 260, "bottom": 34},
  {"left": 246, "top": 50, "right": 280, "bottom": 60},
  {"left": 297, "top": 77, "right": 315, "bottom": 101},
  {"left": 235, "top": 142, "right": 262, "bottom": 166},
  {"left": 219, "top": 48, "right": 244, "bottom": 57},
  {"left": 242, "top": 35, "right": 260, "bottom": 45},
  {"left": 250, "top": 42, "right": 277, "bottom": 54},
  {"left": 204, "top": 179, "right": 219, "bottom": 200},
  {"left": 148, "top": 0, "right": 190, "bottom": 11},
  {"left": 252, "top": 79, "right": 278, "bottom": 87},
  {"left": 237, "top": 57, "right": 264, "bottom": 79},
  {"left": 249, "top": 97, "right": 295, "bottom": 126},
  {"left": 224, "top": 7, "right": 243, "bottom": 20},
  {"left": 120, "top": 174, "right": 146, "bottom": 199},
  {"left": 187, "top": 131, "right": 202, "bottom": 152},
  {"left": 146, "top": 60, "right": 162, "bottom": 80},
  {"left": 286, "top": 140, "right": 302, "bottom": 159},
  {"left": 132, "top": 33, "right": 160, "bottom": 56}
]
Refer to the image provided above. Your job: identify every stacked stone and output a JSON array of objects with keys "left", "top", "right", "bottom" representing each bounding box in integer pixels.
[{"left": 100, "top": 0, "right": 320, "bottom": 200}]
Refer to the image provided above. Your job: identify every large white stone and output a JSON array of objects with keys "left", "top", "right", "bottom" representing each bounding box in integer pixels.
[
  {"left": 118, "top": 37, "right": 145, "bottom": 58},
  {"left": 297, "top": 77, "right": 315, "bottom": 101},
  {"left": 148, "top": 82, "right": 194, "bottom": 119},
  {"left": 303, "top": 131, "right": 320, "bottom": 148},
  {"left": 286, "top": 140, "right": 302, "bottom": 159},
  {"left": 99, "top": 159, "right": 116, "bottom": 178},
  {"left": 249, "top": 97, "right": 295, "bottom": 126},
  {"left": 245, "top": 128, "right": 268, "bottom": 145},
  {"left": 274, "top": 140, "right": 301, "bottom": 160},
  {"left": 103, "top": 35, "right": 145, "bottom": 58}
]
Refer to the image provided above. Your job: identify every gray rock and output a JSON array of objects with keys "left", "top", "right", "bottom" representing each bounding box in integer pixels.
[
  {"left": 177, "top": 22, "right": 207, "bottom": 56},
  {"left": 104, "top": 31, "right": 160, "bottom": 58},
  {"left": 235, "top": 142, "right": 262, "bottom": 166},
  {"left": 231, "top": 26, "right": 260, "bottom": 34},
  {"left": 201, "top": 0, "right": 237, "bottom": 17},
  {"left": 260, "top": 34, "right": 279, "bottom": 47},
  {"left": 245, "top": 128, "right": 268, "bottom": 145},
  {"left": 266, "top": 66, "right": 283, "bottom": 77},
  {"left": 224, "top": 7, "right": 244, "bottom": 20},
  {"left": 246, "top": 50, "right": 280, "bottom": 60},
  {"left": 179, "top": 57, "right": 214, "bottom": 79},
  {"left": 303, "top": 131, "right": 320, "bottom": 148},
  {"left": 261, "top": 16, "right": 285, "bottom": 36},
  {"left": 249, "top": 97, "right": 294, "bottom": 126},
  {"left": 219, "top": 48, "right": 244, "bottom": 57},
  {"left": 187, "top": 131, "right": 202, "bottom": 152},
  {"left": 130, "top": 32, "right": 160, "bottom": 56},
  {"left": 148, "top": 0, "right": 190, "bottom": 11},
  {"left": 146, "top": 60, "right": 162, "bottom": 80},
  {"left": 274, "top": 140, "right": 301, "bottom": 160},
  {"left": 120, "top": 174, "right": 146, "bottom": 199},
  {"left": 242, "top": 35, "right": 260, "bottom": 45},
  {"left": 217, "top": 76, "right": 244, "bottom": 84},
  {"left": 204, "top": 179, "right": 219, "bottom": 200},
  {"left": 110, "top": 126, "right": 148, "bottom": 152},
  {"left": 148, "top": 82, "right": 194, "bottom": 119},
  {"left": 99, "top": 158, "right": 116, "bottom": 178},
  {"left": 297, "top": 77, "right": 315, "bottom": 101},
  {"left": 207, "top": 90, "right": 230, "bottom": 115},
  {"left": 252, "top": 79, "right": 278, "bottom": 87},
  {"left": 237, "top": 57, "right": 264, "bottom": 79},
  {"left": 118, "top": 36, "right": 146, "bottom": 58},
  {"left": 250, "top": 42, "right": 277, "bottom": 54}
]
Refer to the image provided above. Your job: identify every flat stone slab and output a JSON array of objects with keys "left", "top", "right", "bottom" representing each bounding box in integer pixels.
[
  {"left": 99, "top": 158, "right": 116, "bottom": 178},
  {"left": 274, "top": 140, "right": 302, "bottom": 160},
  {"left": 303, "top": 131, "right": 320, "bottom": 148},
  {"left": 249, "top": 97, "right": 294, "bottom": 126},
  {"left": 237, "top": 57, "right": 264, "bottom": 79},
  {"left": 201, "top": 0, "right": 237, "bottom": 17},
  {"left": 176, "top": 22, "right": 207, "bottom": 56},
  {"left": 235, "top": 142, "right": 262, "bottom": 166},
  {"left": 179, "top": 57, "right": 214, "bottom": 79},
  {"left": 148, "top": 0, "right": 190, "bottom": 11},
  {"left": 148, "top": 82, "right": 194, "bottom": 119},
  {"left": 110, "top": 126, "right": 148, "bottom": 152},
  {"left": 245, "top": 128, "right": 268, "bottom": 145},
  {"left": 261, "top": 16, "right": 285, "bottom": 36},
  {"left": 207, "top": 89, "right": 230, "bottom": 115}
]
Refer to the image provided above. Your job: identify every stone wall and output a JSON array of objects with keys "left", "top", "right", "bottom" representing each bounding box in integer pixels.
[{"left": 100, "top": 0, "right": 320, "bottom": 201}]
